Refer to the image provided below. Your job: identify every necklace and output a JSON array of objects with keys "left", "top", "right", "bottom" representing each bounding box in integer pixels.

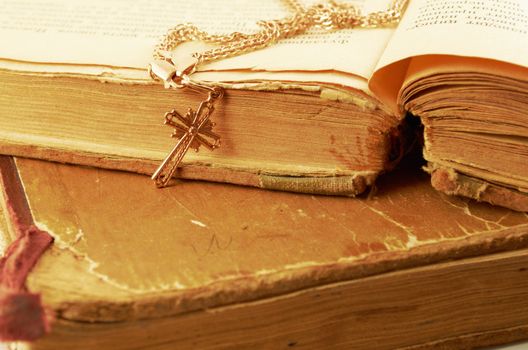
[{"left": 149, "top": 0, "right": 409, "bottom": 188}]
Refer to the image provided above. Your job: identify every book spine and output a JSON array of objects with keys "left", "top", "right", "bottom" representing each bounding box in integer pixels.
[{"left": 0, "top": 142, "right": 383, "bottom": 196}]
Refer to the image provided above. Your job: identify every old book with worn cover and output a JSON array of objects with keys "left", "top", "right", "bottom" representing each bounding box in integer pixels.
[
  {"left": 1, "top": 156, "right": 528, "bottom": 349},
  {"left": 0, "top": 0, "right": 527, "bottom": 209}
]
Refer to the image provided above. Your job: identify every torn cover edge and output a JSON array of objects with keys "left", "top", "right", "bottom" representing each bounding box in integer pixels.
[
  {"left": 0, "top": 156, "right": 54, "bottom": 341},
  {"left": 428, "top": 164, "right": 528, "bottom": 213}
]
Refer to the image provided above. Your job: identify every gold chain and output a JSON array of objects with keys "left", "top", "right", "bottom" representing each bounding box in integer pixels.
[
  {"left": 149, "top": 0, "right": 409, "bottom": 187},
  {"left": 153, "top": 0, "right": 408, "bottom": 73}
]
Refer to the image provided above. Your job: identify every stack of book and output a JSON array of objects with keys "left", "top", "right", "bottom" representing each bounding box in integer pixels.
[{"left": 0, "top": 0, "right": 527, "bottom": 349}]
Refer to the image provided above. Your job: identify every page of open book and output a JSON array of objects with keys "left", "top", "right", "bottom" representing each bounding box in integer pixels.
[
  {"left": 369, "top": 0, "right": 528, "bottom": 110},
  {"left": 0, "top": 0, "right": 396, "bottom": 89}
]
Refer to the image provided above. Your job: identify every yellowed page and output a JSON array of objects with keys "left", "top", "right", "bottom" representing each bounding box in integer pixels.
[
  {"left": 0, "top": 0, "right": 395, "bottom": 82},
  {"left": 369, "top": 0, "right": 528, "bottom": 110}
]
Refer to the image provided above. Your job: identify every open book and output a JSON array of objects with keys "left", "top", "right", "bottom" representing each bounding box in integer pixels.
[{"left": 0, "top": 0, "right": 526, "bottom": 210}]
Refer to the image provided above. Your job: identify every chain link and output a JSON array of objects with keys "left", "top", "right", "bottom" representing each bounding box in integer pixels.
[{"left": 153, "top": 0, "right": 409, "bottom": 73}]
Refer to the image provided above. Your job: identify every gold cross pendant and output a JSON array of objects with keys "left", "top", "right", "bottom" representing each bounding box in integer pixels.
[
  {"left": 149, "top": 61, "right": 223, "bottom": 188},
  {"left": 152, "top": 90, "right": 221, "bottom": 187},
  {"left": 151, "top": 92, "right": 222, "bottom": 188}
]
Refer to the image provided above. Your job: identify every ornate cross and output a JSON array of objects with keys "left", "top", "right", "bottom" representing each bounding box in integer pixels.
[{"left": 151, "top": 90, "right": 222, "bottom": 188}]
